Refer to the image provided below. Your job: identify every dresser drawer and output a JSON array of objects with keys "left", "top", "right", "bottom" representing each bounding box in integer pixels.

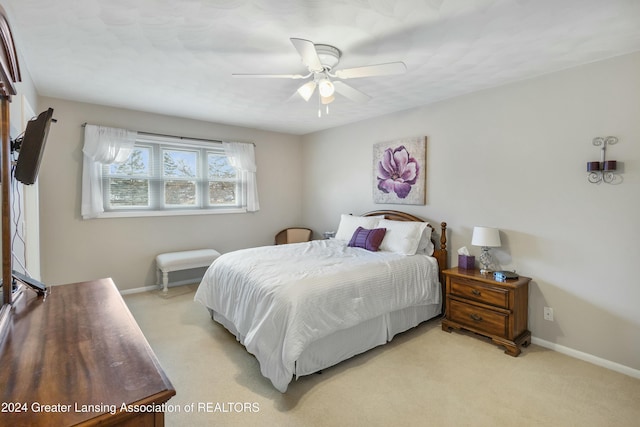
[
  {"left": 449, "top": 299, "right": 508, "bottom": 338},
  {"left": 450, "top": 277, "right": 508, "bottom": 308}
]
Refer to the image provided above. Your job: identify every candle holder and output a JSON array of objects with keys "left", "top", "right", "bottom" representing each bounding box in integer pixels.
[{"left": 587, "top": 137, "right": 621, "bottom": 184}]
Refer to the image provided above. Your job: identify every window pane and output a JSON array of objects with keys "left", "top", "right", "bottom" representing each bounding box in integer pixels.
[
  {"left": 109, "top": 178, "right": 149, "bottom": 207},
  {"left": 109, "top": 147, "right": 150, "bottom": 176},
  {"left": 209, "top": 181, "right": 236, "bottom": 204},
  {"left": 163, "top": 149, "right": 197, "bottom": 178},
  {"left": 101, "top": 139, "right": 247, "bottom": 215},
  {"left": 165, "top": 180, "right": 196, "bottom": 206},
  {"left": 208, "top": 154, "right": 236, "bottom": 180}
]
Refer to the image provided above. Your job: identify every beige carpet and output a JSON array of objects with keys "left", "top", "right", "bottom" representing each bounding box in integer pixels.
[{"left": 124, "top": 285, "right": 640, "bottom": 427}]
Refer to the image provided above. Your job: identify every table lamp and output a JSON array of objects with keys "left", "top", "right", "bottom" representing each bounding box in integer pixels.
[{"left": 471, "top": 226, "right": 501, "bottom": 274}]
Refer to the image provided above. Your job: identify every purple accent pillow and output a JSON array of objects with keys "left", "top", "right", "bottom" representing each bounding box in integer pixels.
[{"left": 348, "top": 227, "right": 387, "bottom": 252}]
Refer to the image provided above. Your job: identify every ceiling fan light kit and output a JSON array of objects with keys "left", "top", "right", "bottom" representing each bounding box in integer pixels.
[
  {"left": 318, "top": 79, "right": 335, "bottom": 97},
  {"left": 297, "top": 81, "right": 317, "bottom": 102},
  {"left": 321, "top": 94, "right": 334, "bottom": 105},
  {"left": 232, "top": 38, "right": 407, "bottom": 117}
]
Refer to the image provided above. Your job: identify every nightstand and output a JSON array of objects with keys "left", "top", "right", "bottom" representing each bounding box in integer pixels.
[{"left": 441, "top": 267, "right": 531, "bottom": 356}]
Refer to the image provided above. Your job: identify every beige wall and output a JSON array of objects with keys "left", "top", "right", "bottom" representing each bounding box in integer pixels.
[
  {"left": 33, "top": 53, "right": 639, "bottom": 374},
  {"left": 301, "top": 53, "right": 640, "bottom": 371},
  {"left": 37, "top": 98, "right": 303, "bottom": 290}
]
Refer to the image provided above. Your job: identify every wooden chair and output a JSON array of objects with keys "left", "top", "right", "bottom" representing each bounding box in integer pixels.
[{"left": 275, "top": 227, "right": 312, "bottom": 245}]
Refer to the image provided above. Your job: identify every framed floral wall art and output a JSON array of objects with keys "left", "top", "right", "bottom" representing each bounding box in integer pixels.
[{"left": 373, "top": 136, "right": 426, "bottom": 205}]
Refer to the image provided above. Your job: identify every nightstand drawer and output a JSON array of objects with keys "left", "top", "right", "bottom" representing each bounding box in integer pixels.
[
  {"left": 450, "top": 277, "right": 508, "bottom": 308},
  {"left": 449, "top": 299, "right": 507, "bottom": 338}
]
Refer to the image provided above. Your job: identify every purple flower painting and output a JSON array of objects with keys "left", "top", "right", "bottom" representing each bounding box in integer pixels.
[
  {"left": 376, "top": 145, "right": 419, "bottom": 199},
  {"left": 373, "top": 137, "right": 426, "bottom": 205}
]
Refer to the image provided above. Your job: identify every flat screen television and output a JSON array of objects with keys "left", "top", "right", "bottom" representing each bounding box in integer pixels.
[{"left": 13, "top": 107, "right": 54, "bottom": 185}]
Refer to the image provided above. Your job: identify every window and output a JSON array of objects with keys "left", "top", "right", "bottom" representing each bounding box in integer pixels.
[{"left": 102, "top": 136, "right": 243, "bottom": 215}]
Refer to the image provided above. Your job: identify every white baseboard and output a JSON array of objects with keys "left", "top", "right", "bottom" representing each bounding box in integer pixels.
[
  {"left": 120, "top": 285, "right": 158, "bottom": 295},
  {"left": 532, "top": 336, "right": 640, "bottom": 379},
  {"left": 119, "top": 279, "right": 199, "bottom": 296}
]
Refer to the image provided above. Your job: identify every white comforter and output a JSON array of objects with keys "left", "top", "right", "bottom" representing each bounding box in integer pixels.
[{"left": 194, "top": 239, "right": 441, "bottom": 392}]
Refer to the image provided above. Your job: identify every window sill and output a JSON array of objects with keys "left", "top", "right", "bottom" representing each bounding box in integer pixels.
[{"left": 85, "top": 207, "right": 247, "bottom": 219}]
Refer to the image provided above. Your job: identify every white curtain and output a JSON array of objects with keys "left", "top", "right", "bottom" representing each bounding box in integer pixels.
[
  {"left": 222, "top": 141, "right": 259, "bottom": 212},
  {"left": 81, "top": 125, "right": 137, "bottom": 219}
]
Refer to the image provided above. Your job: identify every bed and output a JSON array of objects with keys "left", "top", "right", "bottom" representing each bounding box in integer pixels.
[{"left": 194, "top": 210, "right": 448, "bottom": 392}]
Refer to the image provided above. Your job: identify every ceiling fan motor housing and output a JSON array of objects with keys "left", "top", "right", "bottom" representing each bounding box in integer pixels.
[{"left": 314, "top": 44, "right": 341, "bottom": 70}]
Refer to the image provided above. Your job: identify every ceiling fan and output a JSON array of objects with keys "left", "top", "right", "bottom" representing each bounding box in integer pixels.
[{"left": 232, "top": 38, "right": 407, "bottom": 116}]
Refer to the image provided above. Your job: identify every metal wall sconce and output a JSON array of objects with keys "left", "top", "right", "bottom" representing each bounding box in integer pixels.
[{"left": 587, "top": 136, "right": 621, "bottom": 184}]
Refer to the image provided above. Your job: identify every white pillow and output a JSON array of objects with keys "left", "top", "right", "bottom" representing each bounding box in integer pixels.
[
  {"left": 417, "top": 225, "right": 435, "bottom": 256},
  {"left": 334, "top": 214, "right": 382, "bottom": 241},
  {"left": 378, "top": 219, "right": 427, "bottom": 255}
]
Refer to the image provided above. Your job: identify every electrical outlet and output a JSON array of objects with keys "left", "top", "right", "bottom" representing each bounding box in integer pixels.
[{"left": 544, "top": 306, "right": 554, "bottom": 321}]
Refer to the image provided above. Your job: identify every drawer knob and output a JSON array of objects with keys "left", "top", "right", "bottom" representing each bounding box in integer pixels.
[
  {"left": 470, "top": 313, "right": 483, "bottom": 322},
  {"left": 471, "top": 289, "right": 481, "bottom": 296}
]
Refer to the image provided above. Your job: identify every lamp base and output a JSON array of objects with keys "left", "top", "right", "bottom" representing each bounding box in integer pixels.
[{"left": 479, "top": 247, "right": 493, "bottom": 274}]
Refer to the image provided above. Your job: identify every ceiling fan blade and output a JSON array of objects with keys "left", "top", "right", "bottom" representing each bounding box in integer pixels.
[
  {"left": 232, "top": 73, "right": 307, "bottom": 79},
  {"left": 332, "top": 81, "right": 371, "bottom": 103},
  {"left": 290, "top": 38, "right": 323, "bottom": 72},
  {"left": 334, "top": 62, "right": 406, "bottom": 79}
]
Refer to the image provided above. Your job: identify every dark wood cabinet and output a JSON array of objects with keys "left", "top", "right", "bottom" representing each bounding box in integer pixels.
[
  {"left": 0, "top": 278, "right": 175, "bottom": 426},
  {"left": 442, "top": 267, "right": 531, "bottom": 356}
]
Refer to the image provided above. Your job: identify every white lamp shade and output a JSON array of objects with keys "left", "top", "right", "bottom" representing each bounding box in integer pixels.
[
  {"left": 318, "top": 79, "right": 335, "bottom": 97},
  {"left": 320, "top": 94, "right": 335, "bottom": 105},
  {"left": 471, "top": 226, "right": 501, "bottom": 247},
  {"left": 297, "top": 81, "right": 317, "bottom": 102}
]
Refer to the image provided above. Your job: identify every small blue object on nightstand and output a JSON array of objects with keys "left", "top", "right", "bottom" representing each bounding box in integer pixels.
[{"left": 494, "top": 270, "right": 519, "bottom": 282}]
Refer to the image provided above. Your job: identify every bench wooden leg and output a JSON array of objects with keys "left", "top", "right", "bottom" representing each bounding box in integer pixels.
[{"left": 162, "top": 271, "right": 169, "bottom": 293}]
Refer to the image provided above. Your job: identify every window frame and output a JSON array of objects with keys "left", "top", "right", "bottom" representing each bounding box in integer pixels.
[{"left": 100, "top": 135, "right": 246, "bottom": 218}]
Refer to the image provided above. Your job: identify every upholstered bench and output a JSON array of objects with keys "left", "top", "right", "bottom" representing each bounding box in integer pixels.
[{"left": 155, "top": 249, "right": 220, "bottom": 293}]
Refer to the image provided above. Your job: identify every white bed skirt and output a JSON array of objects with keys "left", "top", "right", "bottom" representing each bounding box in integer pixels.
[{"left": 210, "top": 303, "right": 441, "bottom": 381}]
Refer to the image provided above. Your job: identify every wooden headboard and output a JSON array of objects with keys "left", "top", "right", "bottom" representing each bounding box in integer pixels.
[{"left": 362, "top": 210, "right": 448, "bottom": 278}]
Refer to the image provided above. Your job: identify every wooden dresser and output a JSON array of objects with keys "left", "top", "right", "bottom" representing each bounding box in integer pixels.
[
  {"left": 441, "top": 267, "right": 531, "bottom": 356},
  {"left": 0, "top": 278, "right": 175, "bottom": 426}
]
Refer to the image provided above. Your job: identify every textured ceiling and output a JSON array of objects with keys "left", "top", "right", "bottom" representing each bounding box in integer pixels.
[{"left": 4, "top": 0, "right": 640, "bottom": 135}]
